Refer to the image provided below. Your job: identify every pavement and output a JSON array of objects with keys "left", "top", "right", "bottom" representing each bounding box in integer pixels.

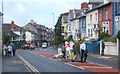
[
  {"left": 48, "top": 47, "right": 119, "bottom": 61},
  {"left": 2, "top": 55, "right": 30, "bottom": 73},
  {"left": 88, "top": 53, "right": 119, "bottom": 61}
]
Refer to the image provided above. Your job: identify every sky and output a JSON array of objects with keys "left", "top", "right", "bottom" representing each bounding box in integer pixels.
[{"left": 0, "top": 0, "right": 89, "bottom": 29}]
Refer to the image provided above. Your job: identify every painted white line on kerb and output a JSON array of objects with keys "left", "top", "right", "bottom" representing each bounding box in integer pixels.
[
  {"left": 88, "top": 61, "right": 113, "bottom": 68},
  {"left": 81, "top": 66, "right": 112, "bottom": 69},
  {"left": 49, "top": 58, "right": 58, "bottom": 61},
  {"left": 64, "top": 63, "right": 85, "bottom": 70}
]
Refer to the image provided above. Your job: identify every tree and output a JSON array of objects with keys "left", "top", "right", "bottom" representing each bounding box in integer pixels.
[
  {"left": 54, "top": 36, "right": 64, "bottom": 46},
  {"left": 54, "top": 13, "right": 68, "bottom": 46},
  {"left": 2, "top": 32, "right": 11, "bottom": 44},
  {"left": 117, "top": 31, "right": 120, "bottom": 39}
]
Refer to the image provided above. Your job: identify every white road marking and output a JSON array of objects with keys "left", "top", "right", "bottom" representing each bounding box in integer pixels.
[
  {"left": 81, "top": 66, "right": 112, "bottom": 68},
  {"left": 88, "top": 61, "right": 113, "bottom": 68},
  {"left": 49, "top": 58, "right": 58, "bottom": 61},
  {"left": 64, "top": 63, "right": 85, "bottom": 70}
]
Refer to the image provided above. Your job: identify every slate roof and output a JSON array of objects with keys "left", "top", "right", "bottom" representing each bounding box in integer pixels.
[
  {"left": 8, "top": 31, "right": 20, "bottom": 37},
  {"left": 3, "top": 23, "right": 21, "bottom": 31}
]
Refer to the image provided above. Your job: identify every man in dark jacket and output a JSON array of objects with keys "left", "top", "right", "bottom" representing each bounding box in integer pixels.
[
  {"left": 62, "top": 44, "right": 66, "bottom": 59},
  {"left": 101, "top": 41, "right": 105, "bottom": 55},
  {"left": 72, "top": 42, "right": 80, "bottom": 62},
  {"left": 12, "top": 44, "right": 17, "bottom": 56}
]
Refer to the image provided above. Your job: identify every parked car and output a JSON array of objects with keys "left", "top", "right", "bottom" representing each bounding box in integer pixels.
[
  {"left": 23, "top": 44, "right": 30, "bottom": 50},
  {"left": 42, "top": 42, "right": 47, "bottom": 48}
]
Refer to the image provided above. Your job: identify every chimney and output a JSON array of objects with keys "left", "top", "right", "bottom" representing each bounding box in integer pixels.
[
  {"left": 69, "top": 9, "right": 73, "bottom": 13},
  {"left": 29, "top": 20, "right": 36, "bottom": 25},
  {"left": 81, "top": 2, "right": 88, "bottom": 9},
  {"left": 11, "top": 21, "right": 15, "bottom": 30}
]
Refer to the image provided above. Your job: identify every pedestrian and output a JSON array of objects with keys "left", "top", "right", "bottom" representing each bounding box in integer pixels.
[
  {"left": 12, "top": 44, "right": 16, "bottom": 56},
  {"left": 80, "top": 41, "right": 87, "bottom": 63},
  {"left": 100, "top": 40, "right": 105, "bottom": 56},
  {"left": 65, "top": 44, "right": 71, "bottom": 59},
  {"left": 72, "top": 42, "right": 80, "bottom": 62},
  {"left": 5, "top": 43, "right": 9, "bottom": 56},
  {"left": 61, "top": 44, "right": 66, "bottom": 59},
  {"left": 7, "top": 44, "right": 12, "bottom": 56},
  {"left": 3, "top": 44, "right": 7, "bottom": 56}
]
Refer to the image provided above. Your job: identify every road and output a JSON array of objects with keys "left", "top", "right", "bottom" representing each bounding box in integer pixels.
[
  {"left": 17, "top": 49, "right": 91, "bottom": 72},
  {"left": 2, "top": 47, "right": 119, "bottom": 74}
]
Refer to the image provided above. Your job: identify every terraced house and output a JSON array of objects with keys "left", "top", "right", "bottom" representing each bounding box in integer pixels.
[{"left": 24, "top": 20, "right": 53, "bottom": 47}]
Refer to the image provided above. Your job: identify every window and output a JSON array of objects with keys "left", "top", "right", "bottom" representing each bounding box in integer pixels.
[
  {"left": 95, "top": 13, "right": 98, "bottom": 21},
  {"left": 82, "top": 19, "right": 86, "bottom": 28},
  {"left": 91, "top": 29, "right": 93, "bottom": 37},
  {"left": 117, "top": 2, "right": 120, "bottom": 14},
  {"left": 103, "top": 25, "right": 109, "bottom": 33},
  {"left": 90, "top": 15, "right": 92, "bottom": 22},
  {"left": 106, "top": 9, "right": 108, "bottom": 20},
  {"left": 88, "top": 29, "right": 90, "bottom": 37},
  {"left": 99, "top": 12, "right": 102, "bottom": 21}
]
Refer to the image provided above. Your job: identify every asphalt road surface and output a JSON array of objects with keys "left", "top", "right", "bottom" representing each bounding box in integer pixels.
[{"left": 2, "top": 48, "right": 119, "bottom": 74}]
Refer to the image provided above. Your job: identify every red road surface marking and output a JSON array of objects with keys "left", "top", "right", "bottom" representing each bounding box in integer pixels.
[{"left": 31, "top": 51, "right": 119, "bottom": 73}]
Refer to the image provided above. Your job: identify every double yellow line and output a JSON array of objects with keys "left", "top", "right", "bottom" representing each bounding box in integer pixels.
[{"left": 18, "top": 55, "right": 40, "bottom": 74}]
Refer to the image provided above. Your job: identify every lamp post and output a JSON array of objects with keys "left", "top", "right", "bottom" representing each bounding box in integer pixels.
[{"left": 51, "top": 13, "right": 55, "bottom": 47}]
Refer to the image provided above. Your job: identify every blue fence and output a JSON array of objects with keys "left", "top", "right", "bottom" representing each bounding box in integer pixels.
[{"left": 86, "top": 40, "right": 100, "bottom": 53}]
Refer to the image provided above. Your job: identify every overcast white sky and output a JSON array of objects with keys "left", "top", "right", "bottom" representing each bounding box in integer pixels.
[{"left": 0, "top": 0, "right": 89, "bottom": 29}]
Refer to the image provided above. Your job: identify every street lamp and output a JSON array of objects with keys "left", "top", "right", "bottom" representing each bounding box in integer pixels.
[
  {"left": 51, "top": 13, "right": 55, "bottom": 47},
  {"left": 51, "top": 13, "right": 55, "bottom": 26}
]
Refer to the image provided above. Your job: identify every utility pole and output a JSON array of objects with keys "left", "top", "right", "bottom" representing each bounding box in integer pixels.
[
  {"left": 51, "top": 13, "right": 55, "bottom": 26},
  {"left": 51, "top": 13, "right": 55, "bottom": 47}
]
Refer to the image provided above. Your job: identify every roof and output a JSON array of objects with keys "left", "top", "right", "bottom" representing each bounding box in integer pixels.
[
  {"left": 3, "top": 23, "right": 21, "bottom": 31},
  {"left": 8, "top": 31, "right": 20, "bottom": 37},
  {"left": 2, "top": 23, "right": 11, "bottom": 31},
  {"left": 70, "top": 15, "right": 86, "bottom": 21},
  {"left": 85, "top": 2, "right": 111, "bottom": 14}
]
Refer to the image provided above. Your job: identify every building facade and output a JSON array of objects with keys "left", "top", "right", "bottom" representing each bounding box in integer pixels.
[
  {"left": 61, "top": 13, "right": 68, "bottom": 39},
  {"left": 70, "top": 18, "right": 79, "bottom": 40},
  {"left": 113, "top": 2, "right": 120, "bottom": 34},
  {"left": 86, "top": 9, "right": 99, "bottom": 39},
  {"left": 24, "top": 20, "right": 53, "bottom": 47},
  {"left": 98, "top": 2, "right": 112, "bottom": 35}
]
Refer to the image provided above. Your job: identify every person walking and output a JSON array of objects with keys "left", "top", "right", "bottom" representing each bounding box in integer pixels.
[
  {"left": 12, "top": 44, "right": 16, "bottom": 56},
  {"left": 65, "top": 44, "right": 71, "bottom": 59},
  {"left": 80, "top": 41, "right": 87, "bottom": 63},
  {"left": 100, "top": 40, "right": 105, "bottom": 56},
  {"left": 61, "top": 44, "right": 66, "bottom": 59},
  {"left": 72, "top": 42, "right": 80, "bottom": 62},
  {"left": 7, "top": 44, "right": 12, "bottom": 56},
  {"left": 3, "top": 44, "right": 7, "bottom": 56}
]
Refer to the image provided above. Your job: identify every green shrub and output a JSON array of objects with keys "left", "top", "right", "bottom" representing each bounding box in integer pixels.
[
  {"left": 117, "top": 31, "right": 120, "bottom": 39},
  {"left": 98, "top": 32, "right": 109, "bottom": 39},
  {"left": 103, "top": 38, "right": 117, "bottom": 42}
]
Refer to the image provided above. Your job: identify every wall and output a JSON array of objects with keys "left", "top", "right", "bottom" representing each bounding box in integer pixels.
[{"left": 104, "top": 42, "right": 118, "bottom": 55}]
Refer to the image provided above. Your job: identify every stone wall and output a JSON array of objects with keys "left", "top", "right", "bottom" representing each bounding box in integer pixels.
[{"left": 104, "top": 42, "right": 118, "bottom": 55}]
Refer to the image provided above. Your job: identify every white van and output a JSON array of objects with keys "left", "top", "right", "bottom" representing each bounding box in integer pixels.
[{"left": 42, "top": 42, "right": 47, "bottom": 48}]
